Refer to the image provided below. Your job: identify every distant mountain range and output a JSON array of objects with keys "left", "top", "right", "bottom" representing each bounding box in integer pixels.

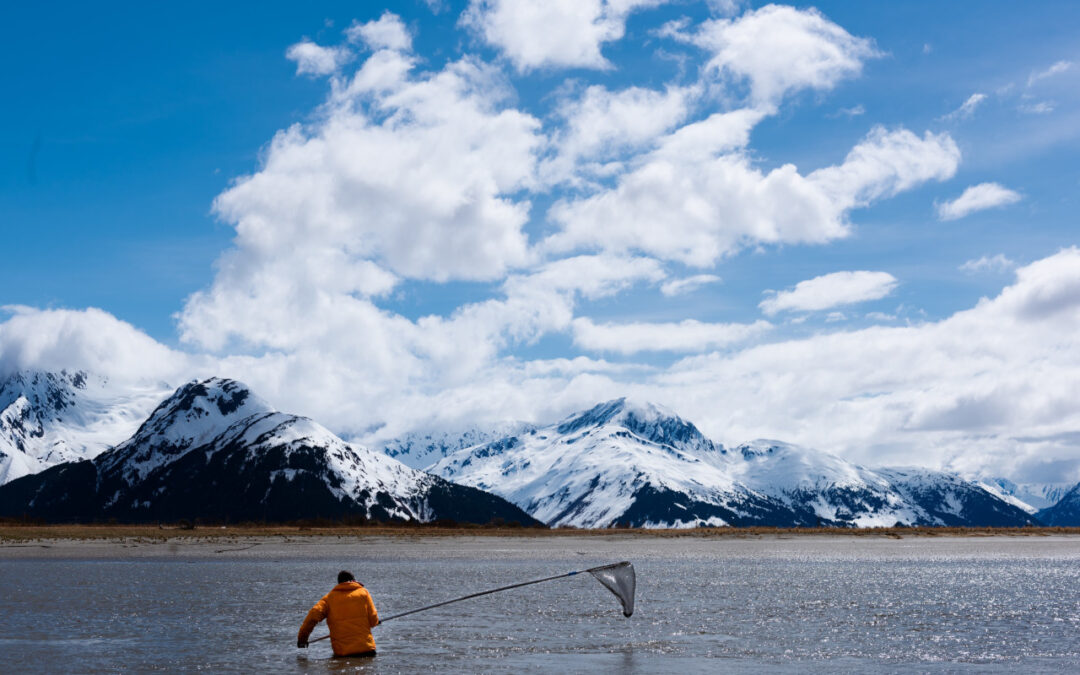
[
  {"left": 0, "top": 377, "right": 538, "bottom": 525},
  {"left": 1, "top": 371, "right": 1076, "bottom": 528},
  {"left": 423, "top": 399, "right": 1042, "bottom": 528}
]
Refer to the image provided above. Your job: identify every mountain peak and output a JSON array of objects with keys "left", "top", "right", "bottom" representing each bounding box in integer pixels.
[
  {"left": 553, "top": 397, "right": 721, "bottom": 458},
  {"left": 738, "top": 439, "right": 800, "bottom": 459},
  {"left": 556, "top": 397, "right": 677, "bottom": 433},
  {"left": 142, "top": 378, "right": 271, "bottom": 429}
]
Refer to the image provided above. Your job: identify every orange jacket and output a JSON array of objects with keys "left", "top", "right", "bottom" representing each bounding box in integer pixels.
[{"left": 298, "top": 581, "right": 379, "bottom": 656}]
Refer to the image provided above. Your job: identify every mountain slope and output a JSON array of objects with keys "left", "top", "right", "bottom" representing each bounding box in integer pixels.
[
  {"left": 377, "top": 422, "right": 536, "bottom": 470},
  {"left": 974, "top": 477, "right": 1072, "bottom": 514},
  {"left": 726, "top": 440, "right": 917, "bottom": 527},
  {"left": 1036, "top": 483, "right": 1080, "bottom": 525},
  {"left": 0, "top": 378, "right": 539, "bottom": 525},
  {"left": 0, "top": 370, "right": 170, "bottom": 484},
  {"left": 877, "top": 468, "right": 1038, "bottom": 527}
]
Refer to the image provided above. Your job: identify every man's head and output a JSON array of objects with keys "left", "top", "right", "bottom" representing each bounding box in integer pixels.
[{"left": 338, "top": 570, "right": 355, "bottom": 584}]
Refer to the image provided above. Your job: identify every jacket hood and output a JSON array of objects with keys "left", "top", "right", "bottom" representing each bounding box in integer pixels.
[{"left": 332, "top": 581, "right": 363, "bottom": 592}]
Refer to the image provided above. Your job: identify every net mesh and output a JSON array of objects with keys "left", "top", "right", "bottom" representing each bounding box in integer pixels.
[{"left": 588, "top": 561, "right": 635, "bottom": 617}]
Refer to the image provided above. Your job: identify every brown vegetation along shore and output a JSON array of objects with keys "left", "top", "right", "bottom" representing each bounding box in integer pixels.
[{"left": 2, "top": 522, "right": 1080, "bottom": 543}]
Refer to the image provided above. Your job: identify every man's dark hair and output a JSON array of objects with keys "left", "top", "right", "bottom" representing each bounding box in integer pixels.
[{"left": 338, "top": 570, "right": 355, "bottom": 583}]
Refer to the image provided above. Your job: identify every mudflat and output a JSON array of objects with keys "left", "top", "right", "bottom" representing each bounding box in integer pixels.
[{"left": 3, "top": 525, "right": 1080, "bottom": 561}]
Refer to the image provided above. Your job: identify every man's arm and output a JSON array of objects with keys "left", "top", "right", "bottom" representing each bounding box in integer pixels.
[{"left": 297, "top": 597, "right": 328, "bottom": 648}]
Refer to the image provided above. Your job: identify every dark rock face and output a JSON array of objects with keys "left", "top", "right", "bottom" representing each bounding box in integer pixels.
[
  {"left": 1036, "top": 483, "right": 1080, "bottom": 525},
  {"left": 614, "top": 484, "right": 814, "bottom": 528}
]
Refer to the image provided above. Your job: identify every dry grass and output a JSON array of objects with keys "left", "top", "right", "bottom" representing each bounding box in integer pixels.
[{"left": 1, "top": 523, "right": 1078, "bottom": 544}]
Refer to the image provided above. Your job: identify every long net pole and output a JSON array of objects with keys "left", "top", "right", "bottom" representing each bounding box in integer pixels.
[{"left": 309, "top": 562, "right": 627, "bottom": 644}]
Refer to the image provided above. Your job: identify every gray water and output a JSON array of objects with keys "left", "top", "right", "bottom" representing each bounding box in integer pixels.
[{"left": 2, "top": 535, "right": 1079, "bottom": 673}]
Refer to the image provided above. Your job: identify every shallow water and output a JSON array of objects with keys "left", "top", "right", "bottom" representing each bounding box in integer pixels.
[{"left": 2, "top": 535, "right": 1079, "bottom": 673}]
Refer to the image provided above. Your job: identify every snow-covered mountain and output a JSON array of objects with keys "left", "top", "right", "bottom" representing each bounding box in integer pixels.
[
  {"left": 377, "top": 421, "right": 537, "bottom": 470},
  {"left": 0, "top": 370, "right": 171, "bottom": 485},
  {"left": 1036, "top": 483, "right": 1080, "bottom": 526},
  {"left": 425, "top": 399, "right": 1039, "bottom": 529},
  {"left": 431, "top": 399, "right": 800, "bottom": 528},
  {"left": 0, "top": 378, "right": 539, "bottom": 525}
]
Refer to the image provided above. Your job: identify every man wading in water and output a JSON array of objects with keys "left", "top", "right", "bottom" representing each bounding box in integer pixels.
[{"left": 297, "top": 571, "right": 380, "bottom": 658}]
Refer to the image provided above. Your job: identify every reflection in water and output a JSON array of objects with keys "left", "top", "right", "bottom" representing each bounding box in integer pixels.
[{"left": 2, "top": 537, "right": 1079, "bottom": 673}]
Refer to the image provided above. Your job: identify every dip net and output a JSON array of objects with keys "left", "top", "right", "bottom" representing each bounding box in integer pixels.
[{"left": 588, "top": 561, "right": 636, "bottom": 617}]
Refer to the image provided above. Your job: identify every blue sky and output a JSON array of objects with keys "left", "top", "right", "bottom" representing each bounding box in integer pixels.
[{"left": 2, "top": 1, "right": 1079, "bottom": 481}]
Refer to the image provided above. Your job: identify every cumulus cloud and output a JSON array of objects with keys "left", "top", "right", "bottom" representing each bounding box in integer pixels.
[
  {"left": 660, "top": 274, "right": 722, "bottom": 296},
  {"left": 572, "top": 317, "right": 771, "bottom": 354},
  {"left": 941, "top": 92, "right": 987, "bottom": 121},
  {"left": 461, "top": 0, "right": 666, "bottom": 72},
  {"left": 181, "top": 45, "right": 546, "bottom": 352},
  {"left": 669, "top": 4, "right": 879, "bottom": 105},
  {"left": 960, "top": 254, "right": 1016, "bottom": 274},
  {"left": 808, "top": 126, "right": 960, "bottom": 210},
  {"left": 937, "top": 182, "right": 1022, "bottom": 220},
  {"left": 285, "top": 40, "right": 352, "bottom": 76},
  {"left": 759, "top": 271, "right": 898, "bottom": 316},
  {"left": 346, "top": 12, "right": 412, "bottom": 51},
  {"left": 543, "top": 84, "right": 695, "bottom": 184},
  {"left": 0, "top": 307, "right": 188, "bottom": 383},
  {"left": 546, "top": 125, "right": 958, "bottom": 266}
]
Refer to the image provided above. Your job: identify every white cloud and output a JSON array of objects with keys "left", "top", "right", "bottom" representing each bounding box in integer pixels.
[
  {"left": 1028, "top": 60, "right": 1072, "bottom": 86},
  {"left": 572, "top": 317, "right": 771, "bottom": 354},
  {"left": 937, "top": 182, "right": 1022, "bottom": 221},
  {"left": 346, "top": 12, "right": 412, "bottom": 51},
  {"left": 760, "top": 271, "right": 898, "bottom": 316},
  {"left": 649, "top": 248, "right": 1080, "bottom": 478},
  {"left": 0, "top": 307, "right": 188, "bottom": 383},
  {"left": 543, "top": 84, "right": 695, "bottom": 184},
  {"left": 941, "top": 92, "right": 987, "bottom": 121},
  {"left": 461, "top": 0, "right": 666, "bottom": 72},
  {"left": 547, "top": 125, "right": 958, "bottom": 267},
  {"left": 285, "top": 40, "right": 352, "bottom": 76},
  {"left": 960, "top": 254, "right": 1016, "bottom": 274},
  {"left": 660, "top": 274, "right": 722, "bottom": 296},
  {"left": 670, "top": 4, "right": 879, "bottom": 105},
  {"left": 809, "top": 126, "right": 960, "bottom": 210}
]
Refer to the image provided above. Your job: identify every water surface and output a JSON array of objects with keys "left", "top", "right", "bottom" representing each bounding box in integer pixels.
[{"left": 2, "top": 535, "right": 1078, "bottom": 673}]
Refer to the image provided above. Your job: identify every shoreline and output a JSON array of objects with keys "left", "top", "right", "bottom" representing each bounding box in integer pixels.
[{"left": 3, "top": 523, "right": 1079, "bottom": 544}]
